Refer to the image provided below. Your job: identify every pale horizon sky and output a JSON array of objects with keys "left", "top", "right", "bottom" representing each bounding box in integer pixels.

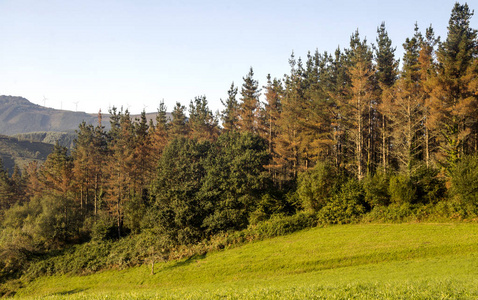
[{"left": 0, "top": 0, "right": 476, "bottom": 115}]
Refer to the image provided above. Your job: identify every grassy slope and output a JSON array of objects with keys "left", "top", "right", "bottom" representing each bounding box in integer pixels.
[
  {"left": 14, "top": 223, "right": 478, "bottom": 299},
  {"left": 0, "top": 135, "right": 53, "bottom": 172}
]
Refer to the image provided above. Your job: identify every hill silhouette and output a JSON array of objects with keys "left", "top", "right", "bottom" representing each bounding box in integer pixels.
[{"left": 0, "top": 95, "right": 102, "bottom": 135}]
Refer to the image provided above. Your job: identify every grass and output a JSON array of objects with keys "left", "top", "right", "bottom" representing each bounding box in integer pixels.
[{"left": 12, "top": 223, "right": 478, "bottom": 299}]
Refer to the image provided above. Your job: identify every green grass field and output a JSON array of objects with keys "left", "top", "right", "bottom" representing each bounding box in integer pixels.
[{"left": 12, "top": 223, "right": 478, "bottom": 299}]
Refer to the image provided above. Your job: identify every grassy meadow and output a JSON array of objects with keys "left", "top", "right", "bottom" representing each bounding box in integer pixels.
[{"left": 11, "top": 223, "right": 478, "bottom": 299}]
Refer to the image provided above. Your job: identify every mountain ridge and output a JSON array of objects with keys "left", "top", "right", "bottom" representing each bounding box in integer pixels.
[{"left": 0, "top": 95, "right": 166, "bottom": 136}]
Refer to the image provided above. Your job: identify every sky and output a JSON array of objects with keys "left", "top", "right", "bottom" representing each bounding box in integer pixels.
[{"left": 0, "top": 0, "right": 476, "bottom": 115}]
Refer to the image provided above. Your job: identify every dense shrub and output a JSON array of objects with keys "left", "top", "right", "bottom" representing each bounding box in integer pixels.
[
  {"left": 297, "top": 162, "right": 344, "bottom": 213},
  {"left": 411, "top": 164, "right": 446, "bottom": 204},
  {"left": 389, "top": 174, "right": 416, "bottom": 205},
  {"left": 450, "top": 155, "right": 478, "bottom": 216},
  {"left": 363, "top": 171, "right": 391, "bottom": 207},
  {"left": 317, "top": 179, "right": 367, "bottom": 224}
]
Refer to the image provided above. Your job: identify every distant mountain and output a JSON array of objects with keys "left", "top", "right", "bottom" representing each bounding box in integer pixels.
[
  {"left": 0, "top": 95, "right": 101, "bottom": 135},
  {"left": 0, "top": 95, "right": 167, "bottom": 141},
  {"left": 0, "top": 134, "right": 53, "bottom": 173},
  {"left": 0, "top": 96, "right": 171, "bottom": 173}
]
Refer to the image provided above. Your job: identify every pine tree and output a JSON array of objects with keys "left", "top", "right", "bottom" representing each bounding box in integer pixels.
[
  {"left": 238, "top": 67, "right": 261, "bottom": 134},
  {"left": 150, "top": 100, "right": 169, "bottom": 167},
  {"left": 189, "top": 96, "right": 219, "bottom": 142},
  {"left": 170, "top": 102, "right": 189, "bottom": 139},
  {"left": 328, "top": 48, "right": 350, "bottom": 169},
  {"left": 388, "top": 25, "right": 424, "bottom": 173},
  {"left": 345, "top": 31, "right": 375, "bottom": 180},
  {"left": 105, "top": 109, "right": 135, "bottom": 238},
  {"left": 432, "top": 3, "right": 478, "bottom": 171},
  {"left": 418, "top": 26, "right": 439, "bottom": 168},
  {"left": 275, "top": 54, "right": 304, "bottom": 180},
  {"left": 220, "top": 82, "right": 239, "bottom": 132},
  {"left": 375, "top": 22, "right": 399, "bottom": 171}
]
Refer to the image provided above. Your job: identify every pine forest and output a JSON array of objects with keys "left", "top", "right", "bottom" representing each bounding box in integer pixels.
[{"left": 1, "top": 2, "right": 478, "bottom": 291}]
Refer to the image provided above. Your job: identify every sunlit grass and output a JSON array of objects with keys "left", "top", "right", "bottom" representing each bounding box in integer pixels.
[{"left": 14, "top": 223, "right": 478, "bottom": 299}]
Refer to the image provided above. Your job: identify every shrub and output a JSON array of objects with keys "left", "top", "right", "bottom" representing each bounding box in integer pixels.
[
  {"left": 317, "top": 179, "right": 366, "bottom": 224},
  {"left": 411, "top": 164, "right": 446, "bottom": 204},
  {"left": 450, "top": 155, "right": 478, "bottom": 214},
  {"left": 297, "top": 162, "right": 344, "bottom": 213},
  {"left": 389, "top": 174, "right": 416, "bottom": 205},
  {"left": 363, "top": 170, "right": 391, "bottom": 207}
]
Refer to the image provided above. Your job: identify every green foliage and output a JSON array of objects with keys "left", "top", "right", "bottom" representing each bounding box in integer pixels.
[
  {"left": 317, "top": 179, "right": 366, "bottom": 224},
  {"left": 363, "top": 170, "right": 391, "bottom": 207},
  {"left": 152, "top": 137, "right": 210, "bottom": 244},
  {"left": 297, "top": 162, "right": 343, "bottom": 213},
  {"left": 450, "top": 155, "right": 478, "bottom": 216},
  {"left": 389, "top": 174, "right": 416, "bottom": 205},
  {"left": 201, "top": 131, "right": 271, "bottom": 234},
  {"left": 411, "top": 164, "right": 446, "bottom": 204}
]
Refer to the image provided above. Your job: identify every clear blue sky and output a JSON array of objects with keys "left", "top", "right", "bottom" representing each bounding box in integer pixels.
[{"left": 0, "top": 0, "right": 475, "bottom": 115}]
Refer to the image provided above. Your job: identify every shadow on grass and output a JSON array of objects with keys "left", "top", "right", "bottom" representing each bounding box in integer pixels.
[
  {"left": 162, "top": 253, "right": 207, "bottom": 272},
  {"left": 54, "top": 288, "right": 89, "bottom": 296}
]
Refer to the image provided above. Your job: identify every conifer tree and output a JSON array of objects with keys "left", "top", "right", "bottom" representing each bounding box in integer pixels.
[
  {"left": 189, "top": 96, "right": 219, "bottom": 142},
  {"left": 261, "top": 74, "right": 283, "bottom": 180},
  {"left": 150, "top": 100, "right": 169, "bottom": 167},
  {"left": 105, "top": 109, "right": 135, "bottom": 238},
  {"left": 220, "top": 82, "right": 239, "bottom": 132},
  {"left": 375, "top": 22, "right": 399, "bottom": 171},
  {"left": 275, "top": 54, "right": 304, "bottom": 179},
  {"left": 328, "top": 48, "right": 350, "bottom": 169},
  {"left": 388, "top": 25, "right": 424, "bottom": 173},
  {"left": 418, "top": 26, "right": 439, "bottom": 168},
  {"left": 345, "top": 31, "right": 375, "bottom": 180},
  {"left": 432, "top": 3, "right": 478, "bottom": 171},
  {"left": 238, "top": 67, "right": 261, "bottom": 134},
  {"left": 170, "top": 102, "right": 189, "bottom": 139}
]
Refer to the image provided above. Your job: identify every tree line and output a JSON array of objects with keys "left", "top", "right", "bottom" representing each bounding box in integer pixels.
[{"left": 0, "top": 2, "right": 477, "bottom": 282}]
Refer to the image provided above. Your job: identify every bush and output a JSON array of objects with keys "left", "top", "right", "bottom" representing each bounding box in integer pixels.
[
  {"left": 450, "top": 155, "right": 478, "bottom": 214},
  {"left": 317, "top": 179, "right": 366, "bottom": 224},
  {"left": 363, "top": 171, "right": 391, "bottom": 207},
  {"left": 389, "top": 174, "right": 416, "bottom": 205},
  {"left": 297, "top": 162, "right": 344, "bottom": 213},
  {"left": 411, "top": 164, "right": 446, "bottom": 204}
]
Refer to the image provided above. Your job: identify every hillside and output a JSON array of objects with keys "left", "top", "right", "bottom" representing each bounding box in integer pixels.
[
  {"left": 11, "top": 223, "right": 478, "bottom": 299},
  {"left": 13, "top": 132, "right": 77, "bottom": 149},
  {"left": 0, "top": 95, "right": 167, "bottom": 137},
  {"left": 0, "top": 96, "right": 100, "bottom": 135},
  {"left": 0, "top": 135, "right": 53, "bottom": 173}
]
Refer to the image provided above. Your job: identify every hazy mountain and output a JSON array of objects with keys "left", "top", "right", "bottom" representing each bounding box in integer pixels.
[
  {"left": 0, "top": 95, "right": 102, "bottom": 135},
  {"left": 0, "top": 95, "right": 167, "bottom": 138}
]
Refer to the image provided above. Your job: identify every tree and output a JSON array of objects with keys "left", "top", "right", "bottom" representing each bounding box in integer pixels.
[
  {"left": 418, "top": 26, "right": 440, "bottom": 168},
  {"left": 189, "top": 96, "right": 219, "bottom": 142},
  {"left": 170, "top": 102, "right": 189, "bottom": 139},
  {"left": 152, "top": 138, "right": 210, "bottom": 244},
  {"left": 150, "top": 100, "right": 170, "bottom": 167},
  {"left": 432, "top": 3, "right": 478, "bottom": 172},
  {"left": 38, "top": 143, "right": 77, "bottom": 243},
  {"left": 375, "top": 22, "right": 399, "bottom": 171},
  {"left": 388, "top": 25, "right": 424, "bottom": 173},
  {"left": 238, "top": 67, "right": 261, "bottom": 133},
  {"left": 344, "top": 31, "right": 375, "bottom": 180},
  {"left": 105, "top": 109, "right": 135, "bottom": 238},
  {"left": 200, "top": 131, "right": 271, "bottom": 234},
  {"left": 220, "top": 82, "right": 240, "bottom": 132}
]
